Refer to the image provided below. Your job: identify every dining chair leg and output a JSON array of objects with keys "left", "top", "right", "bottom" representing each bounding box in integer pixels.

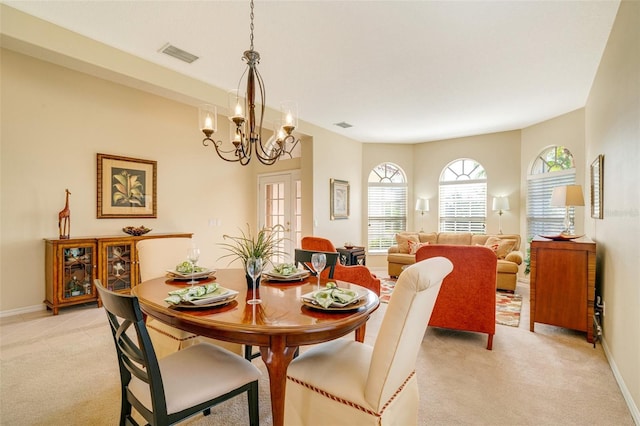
[{"left": 248, "top": 381, "right": 259, "bottom": 426}]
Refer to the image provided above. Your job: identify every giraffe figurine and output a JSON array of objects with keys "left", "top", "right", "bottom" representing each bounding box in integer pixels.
[{"left": 58, "top": 189, "right": 71, "bottom": 239}]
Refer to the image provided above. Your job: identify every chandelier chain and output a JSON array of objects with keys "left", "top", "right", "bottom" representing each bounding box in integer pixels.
[{"left": 249, "top": 0, "right": 255, "bottom": 51}]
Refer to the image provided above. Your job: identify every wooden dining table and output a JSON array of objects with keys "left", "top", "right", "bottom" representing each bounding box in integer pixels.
[{"left": 131, "top": 268, "right": 380, "bottom": 426}]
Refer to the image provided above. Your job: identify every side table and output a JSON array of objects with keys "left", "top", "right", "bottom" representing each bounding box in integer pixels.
[{"left": 337, "top": 247, "right": 366, "bottom": 266}]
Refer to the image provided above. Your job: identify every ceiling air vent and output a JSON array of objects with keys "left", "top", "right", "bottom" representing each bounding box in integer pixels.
[
  {"left": 159, "top": 43, "right": 199, "bottom": 64},
  {"left": 334, "top": 121, "right": 353, "bottom": 129}
]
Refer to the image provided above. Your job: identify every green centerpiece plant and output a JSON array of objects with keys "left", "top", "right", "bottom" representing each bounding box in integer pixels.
[{"left": 218, "top": 224, "right": 286, "bottom": 287}]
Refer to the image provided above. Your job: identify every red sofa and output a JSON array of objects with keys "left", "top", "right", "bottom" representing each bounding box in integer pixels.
[
  {"left": 416, "top": 244, "right": 497, "bottom": 350},
  {"left": 300, "top": 237, "right": 381, "bottom": 295}
]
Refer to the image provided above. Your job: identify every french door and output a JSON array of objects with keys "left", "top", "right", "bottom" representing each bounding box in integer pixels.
[{"left": 258, "top": 170, "right": 301, "bottom": 264}]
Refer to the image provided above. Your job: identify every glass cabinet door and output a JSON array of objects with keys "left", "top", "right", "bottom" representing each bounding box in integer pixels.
[
  {"left": 61, "top": 244, "right": 95, "bottom": 300},
  {"left": 102, "top": 241, "right": 134, "bottom": 291}
]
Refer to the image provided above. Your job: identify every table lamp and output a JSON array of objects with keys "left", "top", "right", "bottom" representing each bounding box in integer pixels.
[
  {"left": 550, "top": 185, "right": 585, "bottom": 235},
  {"left": 415, "top": 198, "right": 429, "bottom": 232},
  {"left": 492, "top": 196, "right": 510, "bottom": 234}
]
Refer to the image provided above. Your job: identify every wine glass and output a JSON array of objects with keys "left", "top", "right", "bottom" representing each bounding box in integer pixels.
[
  {"left": 246, "top": 257, "right": 263, "bottom": 305},
  {"left": 311, "top": 253, "right": 326, "bottom": 290},
  {"left": 186, "top": 247, "right": 200, "bottom": 285}
]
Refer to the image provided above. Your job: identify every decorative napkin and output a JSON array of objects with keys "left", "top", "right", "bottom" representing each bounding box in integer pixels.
[
  {"left": 164, "top": 283, "right": 225, "bottom": 305},
  {"left": 313, "top": 283, "right": 358, "bottom": 308},
  {"left": 270, "top": 263, "right": 298, "bottom": 276},
  {"left": 175, "top": 261, "right": 205, "bottom": 274}
]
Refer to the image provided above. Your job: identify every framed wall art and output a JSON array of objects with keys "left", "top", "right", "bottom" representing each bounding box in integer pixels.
[
  {"left": 330, "top": 178, "right": 349, "bottom": 220},
  {"left": 590, "top": 154, "right": 603, "bottom": 219},
  {"left": 97, "top": 153, "right": 157, "bottom": 219}
]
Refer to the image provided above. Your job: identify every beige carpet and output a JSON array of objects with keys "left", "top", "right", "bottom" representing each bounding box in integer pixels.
[{"left": 0, "top": 279, "right": 634, "bottom": 425}]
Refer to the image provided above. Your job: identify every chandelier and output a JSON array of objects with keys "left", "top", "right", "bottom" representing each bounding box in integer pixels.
[{"left": 199, "top": 0, "right": 299, "bottom": 166}]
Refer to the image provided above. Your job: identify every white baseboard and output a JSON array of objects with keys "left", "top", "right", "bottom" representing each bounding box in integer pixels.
[
  {"left": 0, "top": 303, "right": 46, "bottom": 318},
  {"left": 602, "top": 337, "right": 640, "bottom": 425}
]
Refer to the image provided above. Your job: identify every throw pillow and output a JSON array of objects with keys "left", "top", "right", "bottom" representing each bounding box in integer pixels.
[
  {"left": 484, "top": 237, "right": 517, "bottom": 259},
  {"left": 395, "top": 233, "right": 419, "bottom": 254},
  {"left": 408, "top": 240, "right": 430, "bottom": 255}
]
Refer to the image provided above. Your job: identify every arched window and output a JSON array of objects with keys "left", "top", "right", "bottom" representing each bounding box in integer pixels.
[
  {"left": 367, "top": 163, "right": 407, "bottom": 252},
  {"left": 439, "top": 158, "right": 487, "bottom": 233},
  {"left": 527, "top": 146, "right": 577, "bottom": 240}
]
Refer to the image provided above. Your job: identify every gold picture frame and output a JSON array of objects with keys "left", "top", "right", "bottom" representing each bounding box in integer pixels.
[
  {"left": 330, "top": 179, "right": 350, "bottom": 220},
  {"left": 590, "top": 154, "right": 603, "bottom": 219},
  {"left": 97, "top": 153, "right": 157, "bottom": 218}
]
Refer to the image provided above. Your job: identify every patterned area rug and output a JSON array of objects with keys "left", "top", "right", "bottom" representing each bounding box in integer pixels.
[
  {"left": 379, "top": 280, "right": 523, "bottom": 327},
  {"left": 495, "top": 291, "right": 523, "bottom": 327},
  {"left": 380, "top": 279, "right": 396, "bottom": 304}
]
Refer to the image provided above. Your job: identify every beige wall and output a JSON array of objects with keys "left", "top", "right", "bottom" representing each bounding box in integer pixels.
[
  {"left": 309, "top": 128, "right": 364, "bottom": 246},
  {"left": 585, "top": 0, "right": 640, "bottom": 418}
]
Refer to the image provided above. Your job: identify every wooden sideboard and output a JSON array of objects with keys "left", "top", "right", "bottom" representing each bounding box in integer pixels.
[
  {"left": 529, "top": 236, "right": 596, "bottom": 343},
  {"left": 44, "top": 233, "right": 192, "bottom": 314}
]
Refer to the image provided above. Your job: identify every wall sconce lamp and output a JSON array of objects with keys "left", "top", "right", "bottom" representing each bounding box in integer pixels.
[
  {"left": 415, "top": 198, "right": 429, "bottom": 232},
  {"left": 550, "top": 185, "right": 585, "bottom": 235},
  {"left": 492, "top": 196, "right": 510, "bottom": 234}
]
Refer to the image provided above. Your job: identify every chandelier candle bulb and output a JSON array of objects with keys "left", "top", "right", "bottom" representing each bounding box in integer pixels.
[
  {"left": 204, "top": 116, "right": 213, "bottom": 131},
  {"left": 199, "top": 105, "right": 217, "bottom": 135},
  {"left": 281, "top": 101, "right": 298, "bottom": 134},
  {"left": 234, "top": 103, "right": 243, "bottom": 119}
]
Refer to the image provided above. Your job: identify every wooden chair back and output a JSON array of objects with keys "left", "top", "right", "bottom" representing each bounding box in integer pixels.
[{"left": 294, "top": 248, "right": 339, "bottom": 278}]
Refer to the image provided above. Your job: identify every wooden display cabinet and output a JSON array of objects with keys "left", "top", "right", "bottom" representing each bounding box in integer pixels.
[
  {"left": 529, "top": 236, "right": 597, "bottom": 343},
  {"left": 44, "top": 233, "right": 191, "bottom": 314},
  {"left": 44, "top": 238, "right": 99, "bottom": 315}
]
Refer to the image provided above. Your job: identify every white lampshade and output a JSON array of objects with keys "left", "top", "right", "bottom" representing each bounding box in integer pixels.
[
  {"left": 551, "top": 185, "right": 585, "bottom": 207},
  {"left": 415, "top": 198, "right": 429, "bottom": 212},
  {"left": 492, "top": 196, "right": 510, "bottom": 212}
]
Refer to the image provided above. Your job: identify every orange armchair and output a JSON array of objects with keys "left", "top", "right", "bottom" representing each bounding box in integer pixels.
[
  {"left": 416, "top": 244, "right": 497, "bottom": 350},
  {"left": 301, "top": 237, "right": 381, "bottom": 295}
]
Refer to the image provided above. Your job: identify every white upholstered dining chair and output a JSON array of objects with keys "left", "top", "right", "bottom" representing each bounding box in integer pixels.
[
  {"left": 136, "top": 238, "right": 242, "bottom": 358},
  {"left": 284, "top": 256, "right": 454, "bottom": 425}
]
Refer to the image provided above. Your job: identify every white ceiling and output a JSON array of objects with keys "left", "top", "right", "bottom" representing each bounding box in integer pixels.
[{"left": 4, "top": 1, "right": 620, "bottom": 144}]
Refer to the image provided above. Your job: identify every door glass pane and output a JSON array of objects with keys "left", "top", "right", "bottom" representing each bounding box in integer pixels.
[{"left": 259, "top": 171, "right": 300, "bottom": 264}]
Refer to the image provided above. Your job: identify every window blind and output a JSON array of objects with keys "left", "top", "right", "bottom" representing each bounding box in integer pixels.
[
  {"left": 439, "top": 181, "right": 487, "bottom": 233},
  {"left": 526, "top": 171, "right": 576, "bottom": 240},
  {"left": 368, "top": 184, "right": 407, "bottom": 252}
]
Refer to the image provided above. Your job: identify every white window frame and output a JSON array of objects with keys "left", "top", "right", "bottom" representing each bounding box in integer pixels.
[
  {"left": 367, "top": 163, "right": 407, "bottom": 253},
  {"left": 438, "top": 159, "right": 487, "bottom": 233}
]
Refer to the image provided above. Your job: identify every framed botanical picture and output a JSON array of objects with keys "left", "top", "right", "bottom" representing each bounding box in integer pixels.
[
  {"left": 97, "top": 153, "right": 157, "bottom": 218},
  {"left": 590, "top": 154, "right": 604, "bottom": 219},
  {"left": 330, "top": 178, "right": 349, "bottom": 220}
]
